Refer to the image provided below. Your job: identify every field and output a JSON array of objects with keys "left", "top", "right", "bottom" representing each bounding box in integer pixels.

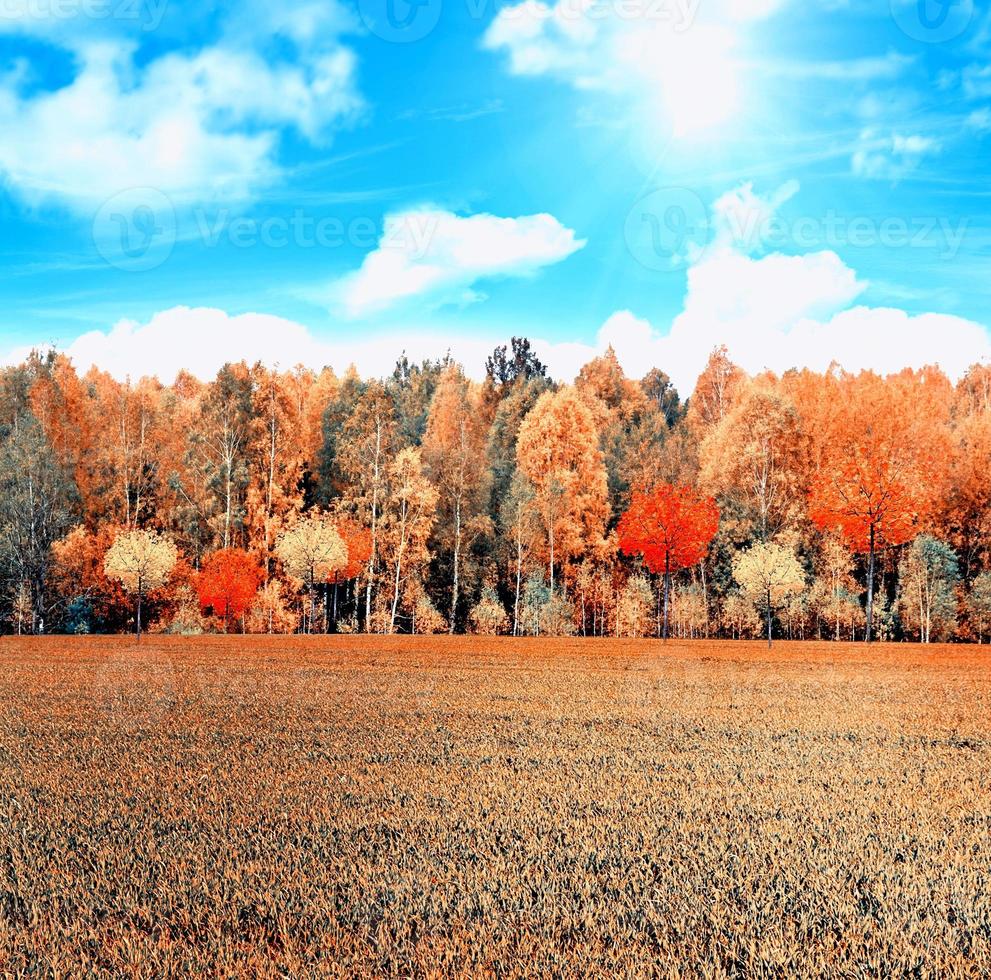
[{"left": 0, "top": 637, "right": 989, "bottom": 977}]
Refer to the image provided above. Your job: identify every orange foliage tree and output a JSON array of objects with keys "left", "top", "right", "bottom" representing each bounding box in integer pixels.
[
  {"left": 196, "top": 548, "right": 264, "bottom": 631},
  {"left": 331, "top": 517, "right": 372, "bottom": 627},
  {"left": 516, "top": 387, "right": 610, "bottom": 593},
  {"left": 617, "top": 484, "right": 719, "bottom": 639},
  {"left": 808, "top": 372, "right": 941, "bottom": 642}
]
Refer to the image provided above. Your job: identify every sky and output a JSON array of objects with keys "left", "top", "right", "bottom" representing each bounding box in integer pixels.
[{"left": 1, "top": 0, "right": 989, "bottom": 395}]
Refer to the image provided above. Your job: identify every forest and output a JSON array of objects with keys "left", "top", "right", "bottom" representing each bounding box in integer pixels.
[{"left": 1, "top": 340, "right": 989, "bottom": 643}]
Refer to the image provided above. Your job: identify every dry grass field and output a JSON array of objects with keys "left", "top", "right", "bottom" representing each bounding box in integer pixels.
[{"left": 0, "top": 636, "right": 989, "bottom": 977}]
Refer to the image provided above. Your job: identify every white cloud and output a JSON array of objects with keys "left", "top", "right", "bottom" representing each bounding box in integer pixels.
[
  {"left": 767, "top": 52, "right": 915, "bottom": 82},
  {"left": 483, "top": 0, "right": 754, "bottom": 137},
  {"left": 6, "top": 185, "right": 987, "bottom": 397},
  {"left": 963, "top": 63, "right": 991, "bottom": 100},
  {"left": 852, "top": 129, "right": 941, "bottom": 179},
  {"left": 710, "top": 179, "right": 800, "bottom": 252},
  {"left": 332, "top": 209, "right": 586, "bottom": 317},
  {"left": 1, "top": 307, "right": 504, "bottom": 384},
  {"left": 535, "top": 183, "right": 989, "bottom": 393},
  {"left": 0, "top": 2, "right": 361, "bottom": 211},
  {"left": 560, "top": 299, "right": 990, "bottom": 398},
  {"left": 966, "top": 107, "right": 991, "bottom": 133},
  {"left": 482, "top": 0, "right": 907, "bottom": 140}
]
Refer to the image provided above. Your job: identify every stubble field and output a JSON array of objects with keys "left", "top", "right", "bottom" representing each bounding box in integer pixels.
[{"left": 0, "top": 635, "right": 989, "bottom": 977}]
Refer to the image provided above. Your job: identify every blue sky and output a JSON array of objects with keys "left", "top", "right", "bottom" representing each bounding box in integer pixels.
[{"left": 1, "top": 0, "right": 989, "bottom": 393}]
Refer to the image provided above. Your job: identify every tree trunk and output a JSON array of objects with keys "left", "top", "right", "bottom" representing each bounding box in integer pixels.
[
  {"left": 365, "top": 419, "right": 382, "bottom": 630},
  {"left": 865, "top": 524, "right": 876, "bottom": 644},
  {"left": 390, "top": 504, "right": 409, "bottom": 634},
  {"left": 136, "top": 580, "right": 143, "bottom": 643},
  {"left": 513, "top": 537, "right": 523, "bottom": 637},
  {"left": 766, "top": 586, "right": 772, "bottom": 649},
  {"left": 662, "top": 556, "right": 671, "bottom": 641},
  {"left": 549, "top": 518, "right": 555, "bottom": 595},
  {"left": 450, "top": 497, "right": 461, "bottom": 633}
]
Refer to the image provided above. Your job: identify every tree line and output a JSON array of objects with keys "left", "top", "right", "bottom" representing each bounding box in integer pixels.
[{"left": 1, "top": 340, "right": 989, "bottom": 643}]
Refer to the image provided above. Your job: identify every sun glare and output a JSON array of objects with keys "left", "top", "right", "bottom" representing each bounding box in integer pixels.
[{"left": 626, "top": 22, "right": 742, "bottom": 139}]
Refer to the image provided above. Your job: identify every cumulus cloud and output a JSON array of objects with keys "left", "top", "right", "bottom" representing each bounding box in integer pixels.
[
  {"left": 332, "top": 209, "right": 586, "bottom": 317},
  {"left": 0, "top": 1, "right": 361, "bottom": 211},
  {"left": 535, "top": 182, "right": 990, "bottom": 394},
  {"left": 1, "top": 307, "right": 505, "bottom": 384},
  {"left": 5, "top": 185, "right": 987, "bottom": 397}
]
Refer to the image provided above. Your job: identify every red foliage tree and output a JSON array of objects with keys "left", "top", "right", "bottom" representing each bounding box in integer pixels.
[
  {"left": 196, "top": 549, "right": 264, "bottom": 631},
  {"left": 618, "top": 484, "right": 719, "bottom": 639}
]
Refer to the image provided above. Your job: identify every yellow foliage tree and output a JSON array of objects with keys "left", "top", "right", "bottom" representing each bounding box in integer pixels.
[
  {"left": 276, "top": 514, "right": 348, "bottom": 633},
  {"left": 103, "top": 530, "right": 179, "bottom": 640},
  {"left": 732, "top": 541, "right": 806, "bottom": 648}
]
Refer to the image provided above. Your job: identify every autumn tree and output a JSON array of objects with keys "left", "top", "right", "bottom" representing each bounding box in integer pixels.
[
  {"left": 615, "top": 574, "right": 654, "bottom": 638},
  {"left": 641, "top": 367, "right": 681, "bottom": 428},
  {"left": 381, "top": 448, "right": 438, "bottom": 633},
  {"left": 469, "top": 585, "right": 510, "bottom": 635},
  {"left": 576, "top": 346, "right": 656, "bottom": 520},
  {"left": 617, "top": 484, "right": 719, "bottom": 639},
  {"left": 686, "top": 345, "right": 744, "bottom": 436},
  {"left": 501, "top": 472, "right": 540, "bottom": 636},
  {"left": 155, "top": 372, "right": 215, "bottom": 563},
  {"left": 732, "top": 541, "right": 806, "bottom": 648},
  {"left": 83, "top": 371, "right": 164, "bottom": 529},
  {"left": 808, "top": 536, "right": 862, "bottom": 641},
  {"left": 51, "top": 525, "right": 129, "bottom": 632},
  {"left": 387, "top": 354, "right": 448, "bottom": 446},
  {"left": 809, "top": 371, "right": 941, "bottom": 642},
  {"left": 246, "top": 366, "right": 305, "bottom": 576},
  {"left": 699, "top": 377, "right": 808, "bottom": 541},
  {"left": 196, "top": 549, "right": 264, "bottom": 631},
  {"left": 330, "top": 516, "right": 372, "bottom": 629},
  {"left": 336, "top": 383, "right": 396, "bottom": 627},
  {"left": 422, "top": 365, "right": 491, "bottom": 631},
  {"left": 516, "top": 387, "right": 610, "bottom": 592},
  {"left": 27, "top": 354, "right": 99, "bottom": 520},
  {"left": 276, "top": 514, "right": 348, "bottom": 633},
  {"left": 897, "top": 536, "right": 960, "bottom": 643},
  {"left": 103, "top": 530, "right": 179, "bottom": 640},
  {"left": 190, "top": 363, "right": 255, "bottom": 550},
  {"left": 966, "top": 573, "right": 991, "bottom": 644},
  {"left": 942, "top": 408, "right": 991, "bottom": 581},
  {"left": 0, "top": 410, "right": 76, "bottom": 632}
]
